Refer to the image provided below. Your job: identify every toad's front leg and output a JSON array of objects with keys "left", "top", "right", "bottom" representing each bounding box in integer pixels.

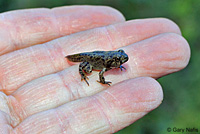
[
  {"left": 119, "top": 65, "right": 126, "bottom": 71},
  {"left": 97, "top": 68, "right": 112, "bottom": 86},
  {"left": 79, "top": 62, "right": 92, "bottom": 86}
]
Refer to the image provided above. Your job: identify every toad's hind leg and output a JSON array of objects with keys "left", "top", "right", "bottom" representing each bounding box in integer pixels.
[
  {"left": 79, "top": 62, "right": 92, "bottom": 86},
  {"left": 97, "top": 68, "right": 112, "bottom": 86}
]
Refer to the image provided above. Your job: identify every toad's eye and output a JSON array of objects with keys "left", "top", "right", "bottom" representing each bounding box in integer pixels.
[{"left": 118, "top": 49, "right": 124, "bottom": 53}]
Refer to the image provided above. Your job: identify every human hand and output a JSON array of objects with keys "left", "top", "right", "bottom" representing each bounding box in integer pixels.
[{"left": 0, "top": 6, "right": 190, "bottom": 133}]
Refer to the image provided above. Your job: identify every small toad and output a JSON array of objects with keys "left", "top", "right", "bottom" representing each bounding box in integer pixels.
[{"left": 66, "top": 49, "right": 129, "bottom": 86}]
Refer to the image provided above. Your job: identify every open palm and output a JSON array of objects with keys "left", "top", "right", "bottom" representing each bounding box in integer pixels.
[{"left": 0, "top": 6, "right": 190, "bottom": 134}]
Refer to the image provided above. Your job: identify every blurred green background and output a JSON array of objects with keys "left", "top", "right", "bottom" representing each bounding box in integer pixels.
[{"left": 0, "top": 0, "right": 199, "bottom": 134}]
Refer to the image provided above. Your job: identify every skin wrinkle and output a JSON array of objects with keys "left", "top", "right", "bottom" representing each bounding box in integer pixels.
[
  {"left": 68, "top": 72, "right": 84, "bottom": 99},
  {"left": 51, "top": 9, "right": 62, "bottom": 38},
  {"left": 161, "top": 57, "right": 182, "bottom": 69},
  {"left": 52, "top": 9, "right": 71, "bottom": 35},
  {"left": 1, "top": 51, "right": 31, "bottom": 93},
  {"left": 98, "top": 90, "right": 121, "bottom": 132},
  {"left": 104, "top": 65, "right": 129, "bottom": 82},
  {"left": 3, "top": 43, "right": 62, "bottom": 93},
  {"left": 130, "top": 100, "right": 158, "bottom": 112},
  {"left": 42, "top": 44, "right": 57, "bottom": 72},
  {"left": 58, "top": 104, "right": 80, "bottom": 134},
  {"left": 95, "top": 26, "right": 119, "bottom": 51},
  {"left": 58, "top": 67, "right": 88, "bottom": 101},
  {"left": 53, "top": 42, "right": 67, "bottom": 70},
  {"left": 1, "top": 124, "right": 14, "bottom": 134},
  {"left": 0, "top": 93, "right": 10, "bottom": 115},
  {"left": 13, "top": 9, "right": 53, "bottom": 48},
  {"left": 129, "top": 49, "right": 139, "bottom": 78},
  {"left": 70, "top": 83, "right": 83, "bottom": 101},
  {"left": 57, "top": 72, "right": 77, "bottom": 101},
  {"left": 92, "top": 96, "right": 113, "bottom": 133},
  {"left": 54, "top": 39, "right": 68, "bottom": 61},
  {"left": 151, "top": 56, "right": 183, "bottom": 73},
  {"left": 14, "top": 83, "right": 41, "bottom": 114},
  {"left": 106, "top": 24, "right": 123, "bottom": 50},
  {"left": 78, "top": 105, "right": 97, "bottom": 128},
  {"left": 28, "top": 46, "right": 43, "bottom": 75},
  {"left": 33, "top": 86, "right": 54, "bottom": 111},
  {"left": 66, "top": 35, "right": 82, "bottom": 54},
  {"left": 63, "top": 67, "right": 87, "bottom": 99},
  {"left": 65, "top": 26, "right": 116, "bottom": 54},
  {"left": 26, "top": 47, "right": 50, "bottom": 83},
  {"left": 76, "top": 104, "right": 105, "bottom": 134},
  {"left": 8, "top": 95, "right": 27, "bottom": 127},
  {"left": 13, "top": 82, "right": 50, "bottom": 123},
  {"left": 0, "top": 29, "right": 12, "bottom": 54},
  {"left": 0, "top": 100, "right": 13, "bottom": 134},
  {"left": 62, "top": 7, "right": 117, "bottom": 33},
  {"left": 0, "top": 111, "right": 10, "bottom": 123},
  {"left": 111, "top": 78, "right": 161, "bottom": 111},
  {"left": 44, "top": 40, "right": 67, "bottom": 71},
  {"left": 103, "top": 90, "right": 119, "bottom": 104},
  {"left": 52, "top": 7, "right": 76, "bottom": 35},
  {"left": 103, "top": 26, "right": 115, "bottom": 50},
  {"left": 25, "top": 110, "right": 55, "bottom": 133},
  {"left": 4, "top": 19, "right": 17, "bottom": 52},
  {"left": 14, "top": 20, "right": 23, "bottom": 50},
  {"left": 54, "top": 109, "right": 67, "bottom": 134}
]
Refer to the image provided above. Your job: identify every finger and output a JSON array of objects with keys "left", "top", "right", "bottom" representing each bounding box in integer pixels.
[
  {"left": 15, "top": 78, "right": 163, "bottom": 133},
  {"left": 12, "top": 77, "right": 163, "bottom": 133},
  {"left": 125, "top": 33, "right": 190, "bottom": 78},
  {"left": 0, "top": 18, "right": 181, "bottom": 94},
  {"left": 0, "top": 6, "right": 125, "bottom": 55},
  {"left": 0, "top": 112, "right": 11, "bottom": 134},
  {"left": 0, "top": 92, "right": 12, "bottom": 133},
  {"left": 7, "top": 33, "right": 189, "bottom": 126}
]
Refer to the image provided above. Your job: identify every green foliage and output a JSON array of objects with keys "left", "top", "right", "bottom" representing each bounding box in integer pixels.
[{"left": 1, "top": 0, "right": 199, "bottom": 134}]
